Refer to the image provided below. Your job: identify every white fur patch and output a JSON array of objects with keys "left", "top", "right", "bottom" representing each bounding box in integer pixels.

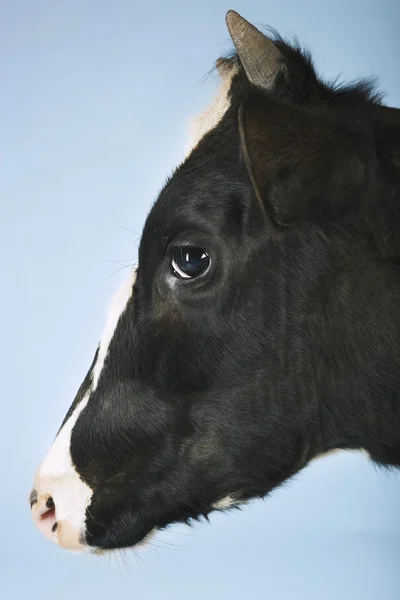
[
  {"left": 38, "top": 392, "right": 91, "bottom": 482},
  {"left": 92, "top": 268, "right": 137, "bottom": 389},
  {"left": 32, "top": 268, "right": 138, "bottom": 550},
  {"left": 312, "top": 449, "right": 343, "bottom": 462},
  {"left": 184, "top": 64, "right": 238, "bottom": 157},
  {"left": 213, "top": 496, "right": 236, "bottom": 510},
  {"left": 313, "top": 449, "right": 369, "bottom": 462},
  {"left": 33, "top": 391, "right": 93, "bottom": 548}
]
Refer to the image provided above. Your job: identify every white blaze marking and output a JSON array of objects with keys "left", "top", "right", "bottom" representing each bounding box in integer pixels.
[
  {"left": 92, "top": 268, "right": 137, "bottom": 389},
  {"left": 184, "top": 64, "right": 238, "bottom": 158},
  {"left": 36, "top": 391, "right": 93, "bottom": 526},
  {"left": 33, "top": 268, "right": 137, "bottom": 547}
]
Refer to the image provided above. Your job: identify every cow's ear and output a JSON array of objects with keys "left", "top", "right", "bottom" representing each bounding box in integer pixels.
[
  {"left": 225, "top": 10, "right": 285, "bottom": 91},
  {"left": 240, "top": 98, "right": 366, "bottom": 227}
]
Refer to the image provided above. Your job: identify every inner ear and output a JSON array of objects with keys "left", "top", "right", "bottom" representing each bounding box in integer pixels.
[{"left": 242, "top": 98, "right": 367, "bottom": 227}]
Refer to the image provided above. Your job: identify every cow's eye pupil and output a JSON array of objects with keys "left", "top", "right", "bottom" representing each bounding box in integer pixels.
[{"left": 171, "top": 246, "right": 210, "bottom": 279}]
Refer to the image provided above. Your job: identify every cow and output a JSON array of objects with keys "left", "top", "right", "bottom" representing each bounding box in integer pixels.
[{"left": 29, "top": 10, "right": 400, "bottom": 554}]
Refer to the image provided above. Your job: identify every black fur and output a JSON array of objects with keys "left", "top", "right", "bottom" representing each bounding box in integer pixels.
[{"left": 64, "top": 31, "right": 400, "bottom": 550}]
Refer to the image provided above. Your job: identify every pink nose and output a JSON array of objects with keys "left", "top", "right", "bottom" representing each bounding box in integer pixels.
[
  {"left": 30, "top": 491, "right": 58, "bottom": 543},
  {"left": 29, "top": 489, "right": 84, "bottom": 551}
]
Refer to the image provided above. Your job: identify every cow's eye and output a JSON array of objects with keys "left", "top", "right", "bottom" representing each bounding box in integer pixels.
[{"left": 171, "top": 246, "right": 211, "bottom": 279}]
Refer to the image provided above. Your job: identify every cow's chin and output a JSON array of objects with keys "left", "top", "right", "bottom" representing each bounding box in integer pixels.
[
  {"left": 88, "top": 497, "right": 241, "bottom": 553},
  {"left": 87, "top": 528, "right": 157, "bottom": 555}
]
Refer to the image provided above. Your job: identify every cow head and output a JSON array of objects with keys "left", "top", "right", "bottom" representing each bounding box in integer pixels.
[{"left": 30, "top": 10, "right": 399, "bottom": 552}]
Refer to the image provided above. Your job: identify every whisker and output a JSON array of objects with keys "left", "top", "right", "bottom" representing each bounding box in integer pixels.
[
  {"left": 112, "top": 215, "right": 141, "bottom": 239},
  {"left": 108, "top": 264, "right": 134, "bottom": 279},
  {"left": 150, "top": 538, "right": 191, "bottom": 550},
  {"left": 147, "top": 539, "right": 185, "bottom": 567},
  {"left": 86, "top": 507, "right": 102, "bottom": 527},
  {"left": 113, "top": 550, "right": 125, "bottom": 581},
  {"left": 120, "top": 548, "right": 131, "bottom": 570},
  {"left": 105, "top": 258, "right": 136, "bottom": 264}
]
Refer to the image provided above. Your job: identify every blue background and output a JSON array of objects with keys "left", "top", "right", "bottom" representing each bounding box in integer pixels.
[{"left": 1, "top": 1, "right": 399, "bottom": 598}]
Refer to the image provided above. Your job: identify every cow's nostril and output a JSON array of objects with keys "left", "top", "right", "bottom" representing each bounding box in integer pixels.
[
  {"left": 41, "top": 505, "right": 56, "bottom": 522},
  {"left": 31, "top": 493, "right": 61, "bottom": 546},
  {"left": 40, "top": 497, "right": 56, "bottom": 522}
]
